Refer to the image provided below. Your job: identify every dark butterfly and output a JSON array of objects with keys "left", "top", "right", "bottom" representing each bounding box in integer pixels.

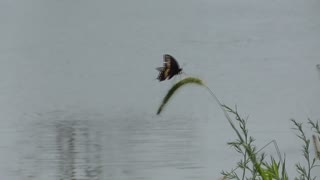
[{"left": 156, "top": 54, "right": 183, "bottom": 81}]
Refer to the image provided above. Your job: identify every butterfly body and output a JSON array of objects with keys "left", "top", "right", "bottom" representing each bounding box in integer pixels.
[{"left": 156, "top": 54, "right": 183, "bottom": 81}]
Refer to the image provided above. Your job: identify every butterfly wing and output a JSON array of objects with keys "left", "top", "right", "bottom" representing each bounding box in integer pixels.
[
  {"left": 156, "top": 67, "right": 164, "bottom": 71},
  {"left": 157, "top": 69, "right": 167, "bottom": 81},
  {"left": 156, "top": 54, "right": 181, "bottom": 81},
  {"left": 164, "top": 54, "right": 180, "bottom": 70},
  {"left": 156, "top": 67, "right": 169, "bottom": 81},
  {"left": 163, "top": 54, "right": 181, "bottom": 79}
]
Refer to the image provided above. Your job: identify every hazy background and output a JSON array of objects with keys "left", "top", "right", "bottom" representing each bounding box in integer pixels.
[{"left": 0, "top": 0, "right": 319, "bottom": 179}]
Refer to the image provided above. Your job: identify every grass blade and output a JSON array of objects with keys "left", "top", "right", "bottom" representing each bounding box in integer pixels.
[{"left": 156, "top": 77, "right": 204, "bottom": 115}]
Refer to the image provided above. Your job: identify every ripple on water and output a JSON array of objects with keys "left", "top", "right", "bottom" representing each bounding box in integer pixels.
[{"left": 16, "top": 113, "right": 207, "bottom": 180}]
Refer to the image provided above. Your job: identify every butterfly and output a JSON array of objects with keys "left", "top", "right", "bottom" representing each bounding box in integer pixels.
[{"left": 156, "top": 54, "right": 183, "bottom": 81}]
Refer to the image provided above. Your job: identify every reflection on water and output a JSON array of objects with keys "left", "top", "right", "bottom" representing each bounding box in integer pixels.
[
  {"left": 55, "top": 120, "right": 102, "bottom": 180},
  {"left": 16, "top": 112, "right": 207, "bottom": 180}
]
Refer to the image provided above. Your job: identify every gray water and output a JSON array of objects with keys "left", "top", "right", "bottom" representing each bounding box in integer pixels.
[
  {"left": 1, "top": 0, "right": 320, "bottom": 179},
  {"left": 8, "top": 111, "right": 208, "bottom": 180}
]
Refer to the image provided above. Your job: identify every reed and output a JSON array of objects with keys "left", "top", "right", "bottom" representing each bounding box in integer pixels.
[
  {"left": 156, "top": 77, "right": 277, "bottom": 179},
  {"left": 156, "top": 77, "right": 319, "bottom": 179}
]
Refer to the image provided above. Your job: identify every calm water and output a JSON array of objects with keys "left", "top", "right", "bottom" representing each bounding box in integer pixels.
[
  {"left": 1, "top": 0, "right": 320, "bottom": 179},
  {"left": 9, "top": 112, "right": 209, "bottom": 180}
]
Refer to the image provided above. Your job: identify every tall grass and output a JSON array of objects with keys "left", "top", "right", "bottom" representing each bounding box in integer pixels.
[
  {"left": 291, "top": 119, "right": 320, "bottom": 180},
  {"left": 309, "top": 119, "right": 320, "bottom": 160},
  {"left": 156, "top": 77, "right": 319, "bottom": 179}
]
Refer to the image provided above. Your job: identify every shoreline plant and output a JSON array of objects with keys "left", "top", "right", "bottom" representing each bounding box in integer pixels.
[{"left": 156, "top": 77, "right": 319, "bottom": 180}]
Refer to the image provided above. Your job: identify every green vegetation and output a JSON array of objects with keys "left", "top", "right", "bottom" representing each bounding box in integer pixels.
[{"left": 156, "top": 77, "right": 319, "bottom": 180}]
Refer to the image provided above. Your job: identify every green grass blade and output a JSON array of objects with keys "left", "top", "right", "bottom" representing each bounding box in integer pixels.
[
  {"left": 156, "top": 77, "right": 205, "bottom": 115},
  {"left": 156, "top": 76, "right": 267, "bottom": 179}
]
